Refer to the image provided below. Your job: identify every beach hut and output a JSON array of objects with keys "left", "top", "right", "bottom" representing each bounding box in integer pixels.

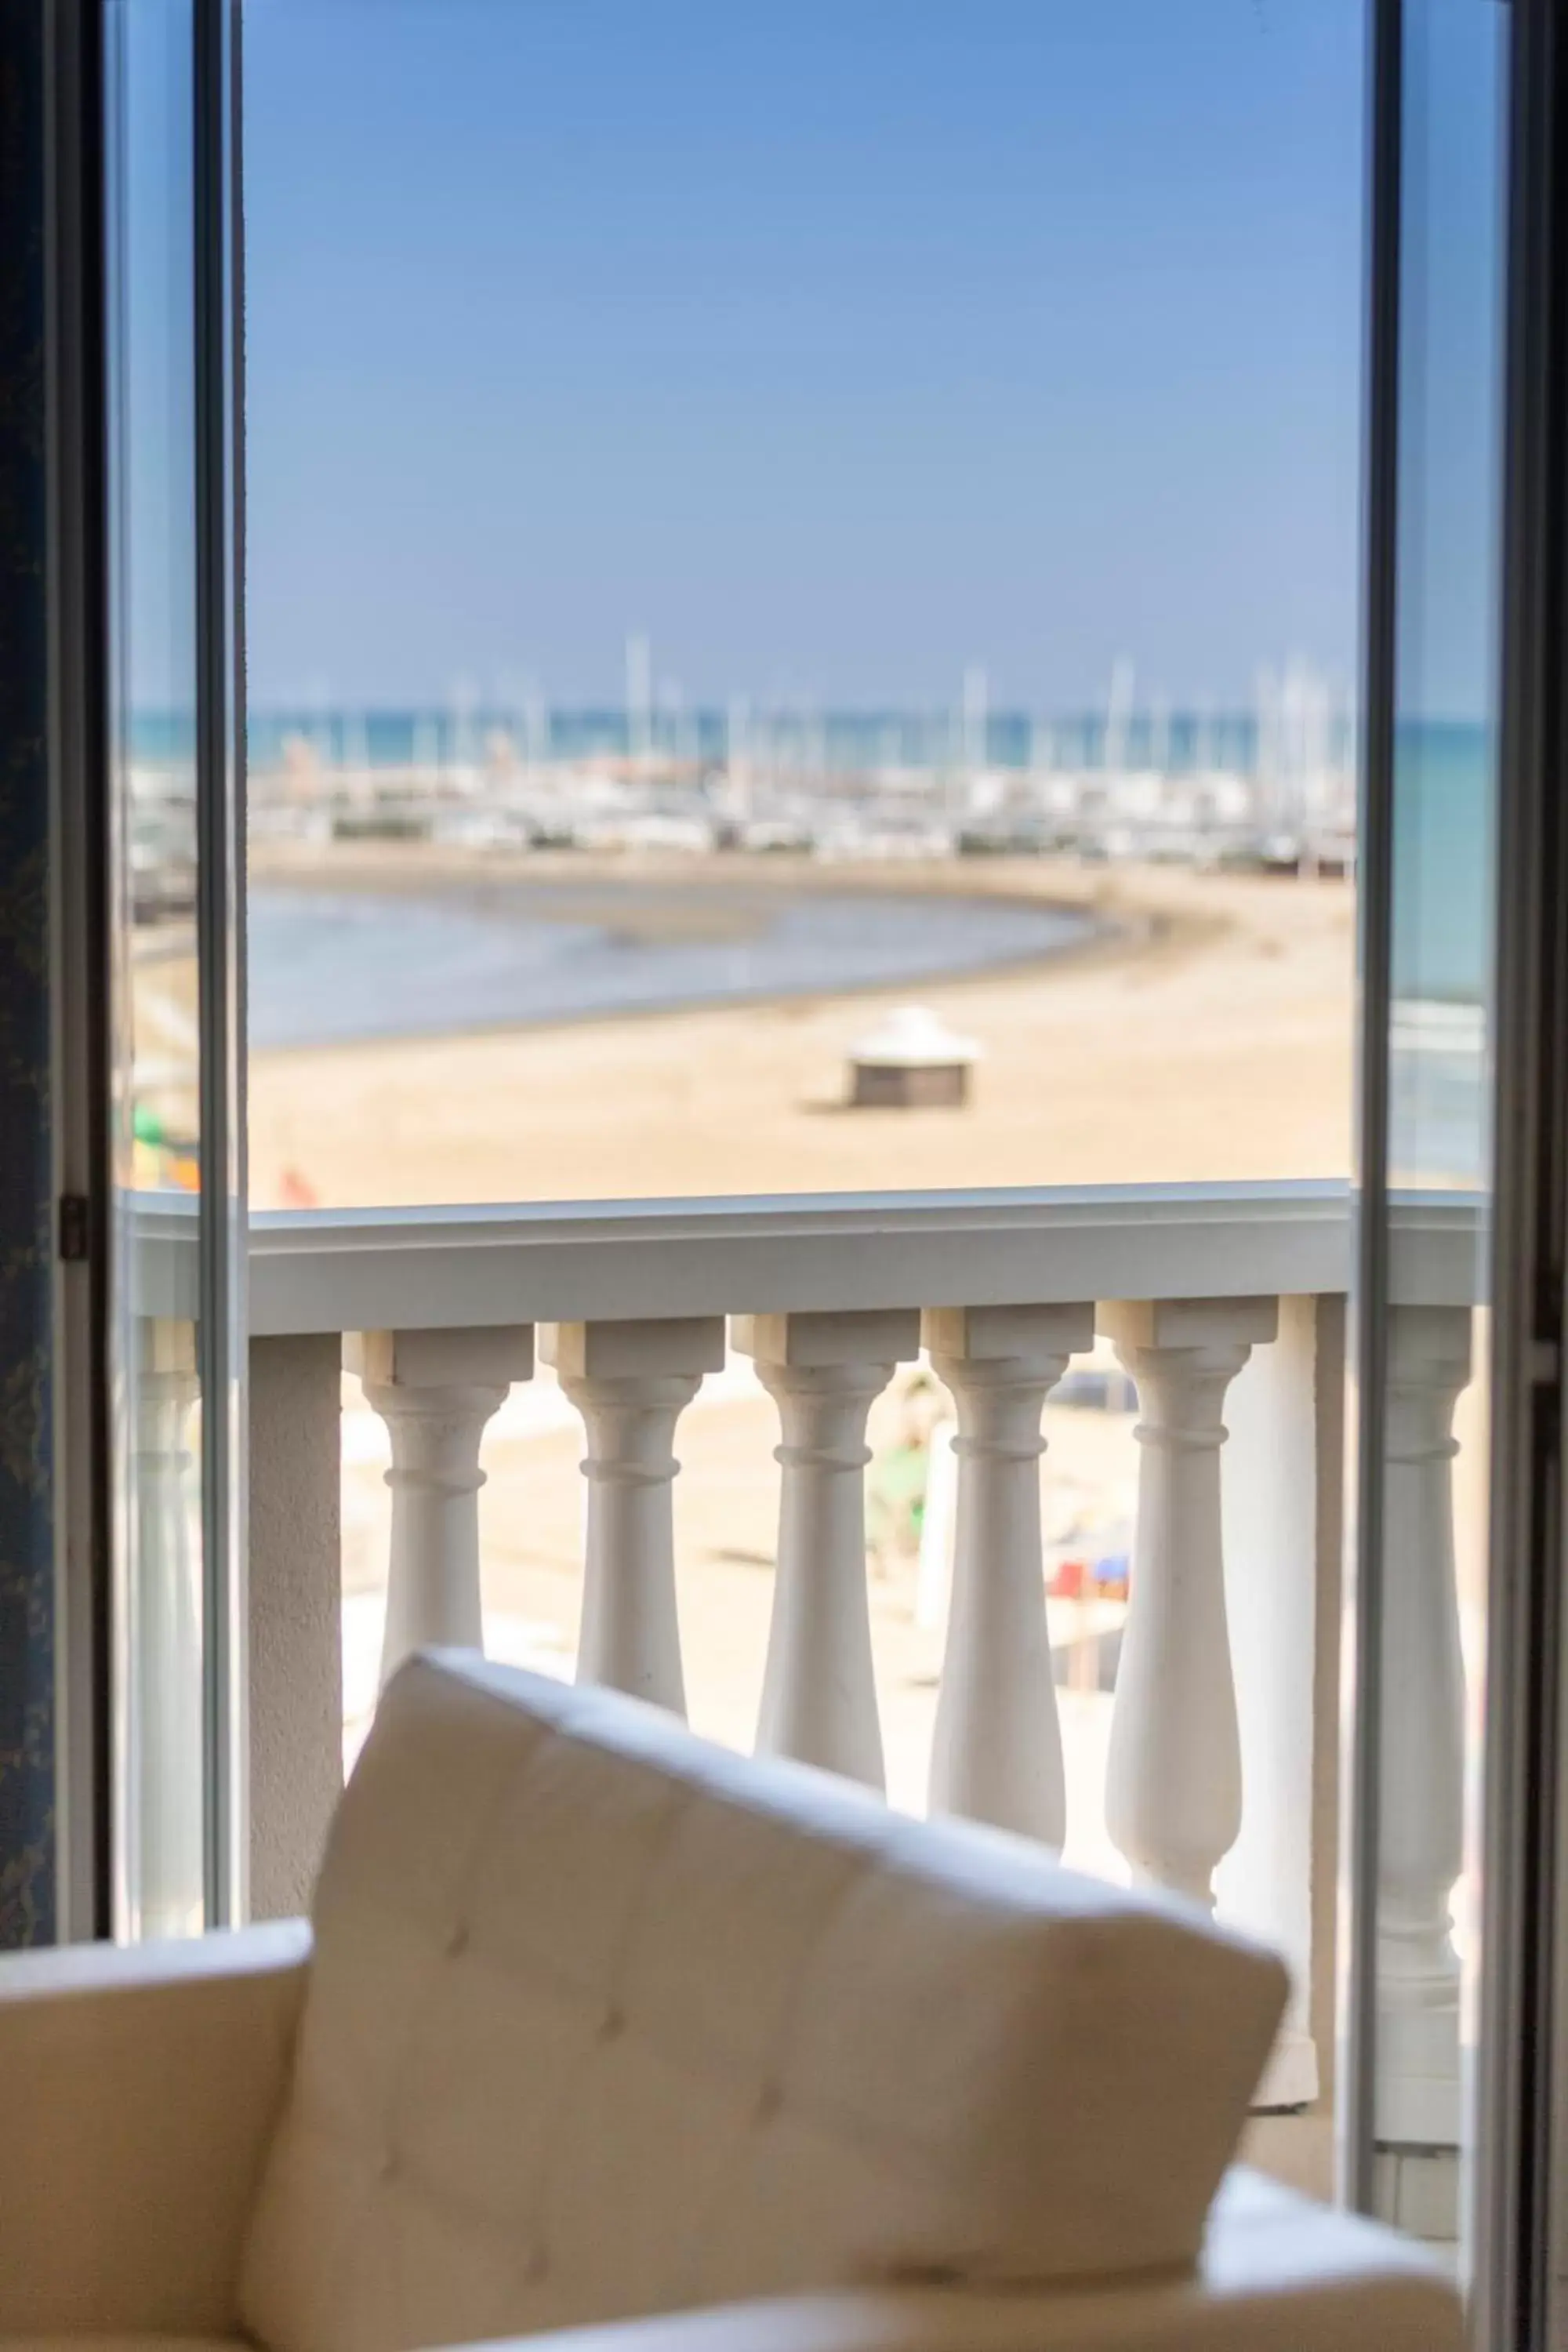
[{"left": 848, "top": 1005, "right": 979, "bottom": 1108}]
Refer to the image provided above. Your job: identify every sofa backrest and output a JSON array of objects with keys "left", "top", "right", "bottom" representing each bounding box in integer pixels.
[{"left": 239, "top": 1654, "right": 1287, "bottom": 2352}]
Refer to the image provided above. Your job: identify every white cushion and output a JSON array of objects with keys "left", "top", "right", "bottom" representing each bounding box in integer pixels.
[{"left": 240, "top": 1655, "right": 1287, "bottom": 2352}]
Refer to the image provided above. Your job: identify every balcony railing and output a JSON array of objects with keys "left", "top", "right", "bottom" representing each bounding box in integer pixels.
[{"left": 127, "top": 1179, "right": 1482, "bottom": 2212}]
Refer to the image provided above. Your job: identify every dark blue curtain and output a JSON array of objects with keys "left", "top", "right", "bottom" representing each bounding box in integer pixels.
[{"left": 0, "top": 0, "right": 55, "bottom": 1948}]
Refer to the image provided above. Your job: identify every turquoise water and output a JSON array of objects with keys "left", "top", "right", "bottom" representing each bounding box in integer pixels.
[
  {"left": 1392, "top": 719, "right": 1495, "bottom": 1007},
  {"left": 1388, "top": 720, "right": 1495, "bottom": 1184},
  {"left": 133, "top": 703, "right": 1351, "bottom": 782},
  {"left": 236, "top": 703, "right": 1331, "bottom": 779}
]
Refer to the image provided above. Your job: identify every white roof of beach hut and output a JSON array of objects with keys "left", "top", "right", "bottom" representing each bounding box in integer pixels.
[{"left": 850, "top": 1005, "right": 981, "bottom": 1068}]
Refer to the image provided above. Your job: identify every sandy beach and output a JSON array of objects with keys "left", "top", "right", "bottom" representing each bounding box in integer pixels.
[{"left": 247, "top": 845, "right": 1356, "bottom": 1207}]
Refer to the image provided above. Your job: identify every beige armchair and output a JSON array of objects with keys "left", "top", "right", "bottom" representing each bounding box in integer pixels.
[{"left": 2, "top": 1654, "right": 1461, "bottom": 2352}]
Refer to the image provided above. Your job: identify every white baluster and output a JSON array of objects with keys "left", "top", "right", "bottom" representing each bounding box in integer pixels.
[
  {"left": 133, "top": 1317, "right": 204, "bottom": 1940},
  {"left": 1377, "top": 1303, "right": 1471, "bottom": 2147},
  {"left": 735, "top": 1308, "right": 919, "bottom": 1789},
  {"left": 923, "top": 1301, "right": 1094, "bottom": 1845},
  {"left": 348, "top": 1325, "right": 535, "bottom": 1688},
  {"left": 1101, "top": 1297, "right": 1278, "bottom": 1909},
  {"left": 541, "top": 1316, "right": 724, "bottom": 1715}
]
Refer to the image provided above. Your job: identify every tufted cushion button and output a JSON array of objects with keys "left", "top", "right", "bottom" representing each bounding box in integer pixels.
[
  {"left": 754, "top": 2082, "right": 782, "bottom": 2125},
  {"left": 377, "top": 2151, "right": 399, "bottom": 2185},
  {"left": 598, "top": 2005, "right": 626, "bottom": 2044},
  {"left": 524, "top": 2245, "right": 550, "bottom": 2284},
  {"left": 445, "top": 1920, "right": 470, "bottom": 1958}
]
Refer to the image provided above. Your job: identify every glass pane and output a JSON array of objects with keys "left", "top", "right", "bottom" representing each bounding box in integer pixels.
[
  {"left": 1370, "top": 0, "right": 1506, "bottom": 2265},
  {"left": 242, "top": 0, "right": 1365, "bottom": 1212},
  {"left": 105, "top": 0, "right": 206, "bottom": 1939}
]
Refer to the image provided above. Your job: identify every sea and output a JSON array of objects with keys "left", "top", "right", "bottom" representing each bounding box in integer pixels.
[
  {"left": 238, "top": 703, "right": 1294, "bottom": 783},
  {"left": 1387, "top": 721, "right": 1497, "bottom": 1187}
]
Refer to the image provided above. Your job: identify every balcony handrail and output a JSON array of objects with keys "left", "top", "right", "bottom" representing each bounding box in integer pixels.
[
  {"left": 249, "top": 1178, "right": 1347, "bottom": 1335},
  {"left": 244, "top": 1178, "right": 1481, "bottom": 1336}
]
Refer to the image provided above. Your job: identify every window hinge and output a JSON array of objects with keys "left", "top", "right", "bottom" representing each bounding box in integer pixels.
[{"left": 57, "top": 1193, "right": 91, "bottom": 1263}]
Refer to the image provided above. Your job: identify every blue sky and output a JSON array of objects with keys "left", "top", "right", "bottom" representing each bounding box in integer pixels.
[{"left": 241, "top": 0, "right": 1370, "bottom": 713}]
